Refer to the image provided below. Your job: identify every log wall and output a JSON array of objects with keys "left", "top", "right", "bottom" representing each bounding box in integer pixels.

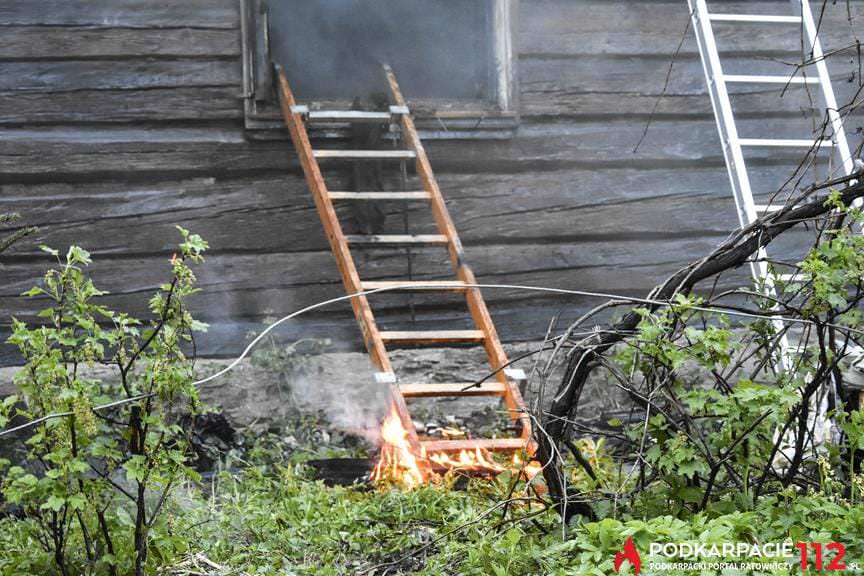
[{"left": 1, "top": 0, "right": 862, "bottom": 363}]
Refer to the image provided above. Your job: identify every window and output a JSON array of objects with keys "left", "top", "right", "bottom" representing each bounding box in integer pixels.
[{"left": 241, "top": 0, "right": 519, "bottom": 138}]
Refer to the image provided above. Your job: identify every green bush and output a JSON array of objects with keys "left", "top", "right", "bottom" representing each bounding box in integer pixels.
[{"left": 0, "top": 228, "right": 208, "bottom": 576}]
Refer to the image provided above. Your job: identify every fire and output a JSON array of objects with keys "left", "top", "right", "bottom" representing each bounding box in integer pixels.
[
  {"left": 429, "top": 447, "right": 505, "bottom": 472},
  {"left": 370, "top": 407, "right": 543, "bottom": 487},
  {"left": 513, "top": 452, "right": 543, "bottom": 480},
  {"left": 370, "top": 407, "right": 425, "bottom": 488}
]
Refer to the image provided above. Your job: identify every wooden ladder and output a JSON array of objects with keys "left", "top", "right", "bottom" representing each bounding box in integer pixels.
[{"left": 276, "top": 65, "right": 531, "bottom": 467}]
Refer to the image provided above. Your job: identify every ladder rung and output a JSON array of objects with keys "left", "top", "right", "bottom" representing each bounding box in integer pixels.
[
  {"left": 739, "top": 139, "right": 834, "bottom": 148},
  {"left": 307, "top": 110, "right": 392, "bottom": 123},
  {"left": 708, "top": 14, "right": 802, "bottom": 24},
  {"left": 777, "top": 273, "right": 808, "bottom": 283},
  {"left": 362, "top": 280, "right": 469, "bottom": 292},
  {"left": 345, "top": 234, "right": 449, "bottom": 246},
  {"left": 421, "top": 438, "right": 527, "bottom": 453},
  {"left": 400, "top": 382, "right": 507, "bottom": 398},
  {"left": 293, "top": 106, "right": 409, "bottom": 123},
  {"left": 723, "top": 75, "right": 820, "bottom": 85},
  {"left": 380, "top": 330, "right": 486, "bottom": 345},
  {"left": 328, "top": 191, "right": 430, "bottom": 201},
  {"left": 754, "top": 204, "right": 785, "bottom": 213},
  {"left": 313, "top": 150, "right": 417, "bottom": 160}
]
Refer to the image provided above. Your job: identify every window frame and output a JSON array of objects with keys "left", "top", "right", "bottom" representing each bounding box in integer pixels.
[{"left": 239, "top": 0, "right": 520, "bottom": 139}]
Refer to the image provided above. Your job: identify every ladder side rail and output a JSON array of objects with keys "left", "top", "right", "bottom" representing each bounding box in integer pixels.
[
  {"left": 276, "top": 68, "right": 391, "bottom": 372},
  {"left": 689, "top": 2, "right": 760, "bottom": 235},
  {"left": 798, "top": 0, "right": 856, "bottom": 180},
  {"left": 276, "top": 67, "right": 426, "bottom": 460},
  {"left": 382, "top": 64, "right": 532, "bottom": 440},
  {"left": 797, "top": 0, "right": 858, "bottom": 414},
  {"left": 691, "top": 0, "right": 777, "bottom": 284},
  {"left": 690, "top": 0, "right": 791, "bottom": 361}
]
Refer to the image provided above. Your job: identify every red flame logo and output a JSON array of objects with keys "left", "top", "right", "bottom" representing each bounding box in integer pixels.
[{"left": 614, "top": 537, "right": 641, "bottom": 575}]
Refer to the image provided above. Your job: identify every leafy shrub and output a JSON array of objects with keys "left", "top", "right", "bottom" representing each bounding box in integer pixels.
[{"left": 0, "top": 228, "right": 208, "bottom": 576}]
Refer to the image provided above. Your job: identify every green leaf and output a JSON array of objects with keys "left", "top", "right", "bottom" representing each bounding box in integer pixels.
[
  {"left": 66, "top": 245, "right": 92, "bottom": 266},
  {"left": 67, "top": 494, "right": 86, "bottom": 511},
  {"left": 115, "top": 505, "right": 135, "bottom": 528},
  {"left": 41, "top": 495, "right": 65, "bottom": 512}
]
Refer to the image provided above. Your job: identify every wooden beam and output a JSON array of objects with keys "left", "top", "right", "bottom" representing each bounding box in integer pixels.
[
  {"left": 400, "top": 382, "right": 507, "bottom": 398},
  {"left": 421, "top": 438, "right": 527, "bottom": 453},
  {"left": 345, "top": 234, "right": 448, "bottom": 246},
  {"left": 380, "top": 330, "right": 486, "bottom": 345},
  {"left": 362, "top": 280, "right": 468, "bottom": 292}
]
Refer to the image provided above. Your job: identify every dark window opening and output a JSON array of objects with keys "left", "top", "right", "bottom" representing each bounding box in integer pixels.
[{"left": 241, "top": 0, "right": 519, "bottom": 138}]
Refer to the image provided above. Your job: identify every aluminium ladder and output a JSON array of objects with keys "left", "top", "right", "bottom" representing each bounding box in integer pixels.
[
  {"left": 688, "top": 1, "right": 858, "bottom": 442},
  {"left": 276, "top": 65, "right": 532, "bottom": 469},
  {"left": 688, "top": 0, "right": 856, "bottom": 348}
]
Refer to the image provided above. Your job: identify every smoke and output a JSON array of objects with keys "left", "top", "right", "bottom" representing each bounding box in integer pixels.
[
  {"left": 268, "top": 0, "right": 491, "bottom": 100},
  {"left": 287, "top": 356, "right": 391, "bottom": 443}
]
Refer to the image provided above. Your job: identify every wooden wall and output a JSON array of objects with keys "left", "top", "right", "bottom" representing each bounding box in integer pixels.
[{"left": 1, "top": 0, "right": 862, "bottom": 364}]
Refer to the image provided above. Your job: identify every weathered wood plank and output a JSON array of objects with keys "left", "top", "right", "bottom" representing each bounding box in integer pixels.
[
  {"left": 0, "top": 284, "right": 786, "bottom": 366},
  {"left": 0, "top": 0, "right": 239, "bottom": 29},
  {"left": 0, "top": 88, "right": 242, "bottom": 124},
  {"left": 520, "top": 54, "right": 864, "bottom": 118},
  {"left": 520, "top": 89, "right": 863, "bottom": 120},
  {"left": 425, "top": 118, "right": 858, "bottom": 171},
  {"left": 3, "top": 116, "right": 853, "bottom": 181},
  {"left": 0, "top": 223, "right": 804, "bottom": 365},
  {"left": 0, "top": 233, "right": 798, "bottom": 322},
  {"left": 520, "top": 0, "right": 864, "bottom": 56},
  {"left": 0, "top": 162, "right": 819, "bottom": 258},
  {"left": 0, "top": 27, "right": 240, "bottom": 59},
  {"left": 0, "top": 129, "right": 290, "bottom": 181},
  {"left": 0, "top": 60, "right": 240, "bottom": 93}
]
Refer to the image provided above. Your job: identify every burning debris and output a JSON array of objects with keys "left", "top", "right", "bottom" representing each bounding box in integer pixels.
[
  {"left": 370, "top": 407, "right": 425, "bottom": 488},
  {"left": 369, "top": 406, "right": 541, "bottom": 488}
]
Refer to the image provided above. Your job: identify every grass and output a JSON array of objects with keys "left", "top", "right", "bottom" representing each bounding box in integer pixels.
[
  {"left": 149, "top": 429, "right": 864, "bottom": 576},
  {"left": 3, "top": 417, "right": 864, "bottom": 575}
]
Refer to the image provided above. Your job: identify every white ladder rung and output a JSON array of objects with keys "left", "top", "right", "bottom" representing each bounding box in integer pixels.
[
  {"left": 328, "top": 191, "right": 430, "bottom": 201},
  {"left": 739, "top": 138, "right": 834, "bottom": 148},
  {"left": 308, "top": 110, "right": 393, "bottom": 123},
  {"left": 708, "top": 14, "right": 802, "bottom": 24},
  {"left": 361, "top": 280, "right": 469, "bottom": 292},
  {"left": 313, "top": 150, "right": 417, "bottom": 160},
  {"left": 754, "top": 204, "right": 785, "bottom": 213},
  {"left": 291, "top": 106, "right": 410, "bottom": 124},
  {"left": 777, "top": 273, "right": 808, "bottom": 283},
  {"left": 723, "top": 75, "right": 820, "bottom": 85}
]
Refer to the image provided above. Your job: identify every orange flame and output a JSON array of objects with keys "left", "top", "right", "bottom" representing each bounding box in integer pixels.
[
  {"left": 370, "top": 407, "right": 425, "bottom": 488},
  {"left": 513, "top": 452, "right": 543, "bottom": 481},
  {"left": 429, "top": 447, "right": 505, "bottom": 472},
  {"left": 370, "top": 407, "right": 542, "bottom": 487}
]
